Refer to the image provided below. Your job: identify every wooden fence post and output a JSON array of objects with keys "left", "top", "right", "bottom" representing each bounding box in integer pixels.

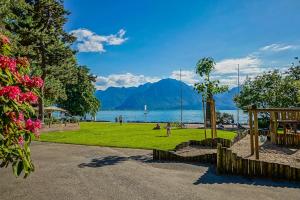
[
  {"left": 217, "top": 143, "right": 222, "bottom": 174},
  {"left": 253, "top": 111, "right": 259, "bottom": 159},
  {"left": 249, "top": 111, "right": 254, "bottom": 155}
]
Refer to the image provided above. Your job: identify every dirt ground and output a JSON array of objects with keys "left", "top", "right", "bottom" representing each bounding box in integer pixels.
[
  {"left": 175, "top": 145, "right": 216, "bottom": 157},
  {"left": 230, "top": 135, "right": 300, "bottom": 168},
  {"left": 0, "top": 142, "right": 299, "bottom": 200}
]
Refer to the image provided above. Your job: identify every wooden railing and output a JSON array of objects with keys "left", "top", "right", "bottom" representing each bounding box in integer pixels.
[{"left": 248, "top": 106, "right": 300, "bottom": 159}]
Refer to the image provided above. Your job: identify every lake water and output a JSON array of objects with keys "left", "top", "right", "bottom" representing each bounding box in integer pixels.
[{"left": 94, "top": 110, "right": 248, "bottom": 123}]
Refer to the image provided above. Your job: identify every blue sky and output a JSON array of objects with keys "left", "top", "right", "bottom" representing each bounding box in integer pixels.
[{"left": 64, "top": 0, "right": 300, "bottom": 90}]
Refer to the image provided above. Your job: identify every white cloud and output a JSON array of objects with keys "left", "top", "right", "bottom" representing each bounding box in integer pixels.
[
  {"left": 95, "top": 73, "right": 160, "bottom": 90},
  {"left": 214, "top": 56, "right": 264, "bottom": 87},
  {"left": 259, "top": 43, "right": 298, "bottom": 52},
  {"left": 215, "top": 56, "right": 262, "bottom": 75},
  {"left": 170, "top": 70, "right": 197, "bottom": 85},
  {"left": 70, "top": 28, "right": 128, "bottom": 53}
]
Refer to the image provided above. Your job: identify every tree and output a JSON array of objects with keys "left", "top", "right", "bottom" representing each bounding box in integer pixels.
[
  {"left": 58, "top": 66, "right": 100, "bottom": 117},
  {"left": 194, "top": 57, "right": 228, "bottom": 127},
  {"left": 0, "top": 33, "right": 43, "bottom": 177},
  {"left": 235, "top": 67, "right": 299, "bottom": 109},
  {"left": 2, "top": 0, "right": 77, "bottom": 121},
  {"left": 216, "top": 111, "right": 234, "bottom": 124}
]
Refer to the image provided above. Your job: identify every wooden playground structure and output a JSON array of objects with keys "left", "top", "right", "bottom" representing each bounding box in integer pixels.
[{"left": 248, "top": 106, "right": 300, "bottom": 159}]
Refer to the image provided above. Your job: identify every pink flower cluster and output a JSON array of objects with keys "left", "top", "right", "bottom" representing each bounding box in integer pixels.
[
  {"left": 19, "top": 91, "right": 38, "bottom": 104},
  {"left": 0, "top": 56, "right": 16, "bottom": 72},
  {"left": 25, "top": 119, "right": 42, "bottom": 137},
  {"left": 22, "top": 75, "right": 44, "bottom": 88},
  {"left": 0, "top": 86, "right": 21, "bottom": 100},
  {"left": 0, "top": 86, "right": 38, "bottom": 104}
]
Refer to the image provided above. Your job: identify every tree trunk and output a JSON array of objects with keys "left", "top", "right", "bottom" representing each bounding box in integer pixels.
[
  {"left": 38, "top": 84, "right": 44, "bottom": 123},
  {"left": 206, "top": 97, "right": 212, "bottom": 128},
  {"left": 202, "top": 98, "right": 207, "bottom": 138}
]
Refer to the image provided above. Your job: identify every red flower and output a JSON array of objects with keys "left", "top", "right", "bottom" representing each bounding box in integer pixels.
[
  {"left": 0, "top": 86, "right": 21, "bottom": 100},
  {"left": 31, "top": 76, "right": 44, "bottom": 88},
  {"left": 22, "top": 75, "right": 44, "bottom": 88},
  {"left": 0, "top": 35, "right": 10, "bottom": 45},
  {"left": 25, "top": 119, "right": 42, "bottom": 137},
  {"left": 18, "top": 136, "right": 24, "bottom": 147},
  {"left": 0, "top": 56, "right": 16, "bottom": 72},
  {"left": 21, "top": 75, "right": 32, "bottom": 87},
  {"left": 19, "top": 91, "right": 38, "bottom": 104}
]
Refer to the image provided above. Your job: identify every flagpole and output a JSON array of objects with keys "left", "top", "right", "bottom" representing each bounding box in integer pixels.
[
  {"left": 237, "top": 64, "right": 240, "bottom": 134},
  {"left": 180, "top": 68, "right": 183, "bottom": 127}
]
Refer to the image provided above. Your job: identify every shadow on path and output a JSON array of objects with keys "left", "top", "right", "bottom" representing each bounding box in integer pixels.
[
  {"left": 78, "top": 154, "right": 154, "bottom": 168},
  {"left": 194, "top": 166, "right": 300, "bottom": 188}
]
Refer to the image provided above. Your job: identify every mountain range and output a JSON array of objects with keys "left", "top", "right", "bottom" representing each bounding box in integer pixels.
[{"left": 95, "top": 78, "right": 239, "bottom": 110}]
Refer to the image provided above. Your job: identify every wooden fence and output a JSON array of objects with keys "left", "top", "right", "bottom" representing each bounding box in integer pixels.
[
  {"left": 276, "top": 133, "right": 300, "bottom": 147},
  {"left": 217, "top": 144, "right": 300, "bottom": 181},
  {"left": 154, "top": 133, "right": 248, "bottom": 163}
]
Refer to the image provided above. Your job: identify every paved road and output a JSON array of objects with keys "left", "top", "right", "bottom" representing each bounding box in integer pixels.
[{"left": 0, "top": 142, "right": 299, "bottom": 200}]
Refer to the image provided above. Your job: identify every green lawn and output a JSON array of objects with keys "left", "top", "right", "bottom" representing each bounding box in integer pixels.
[{"left": 39, "top": 122, "right": 236, "bottom": 150}]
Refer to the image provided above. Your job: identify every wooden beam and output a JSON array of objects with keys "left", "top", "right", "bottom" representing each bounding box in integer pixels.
[
  {"left": 249, "top": 111, "right": 254, "bottom": 155},
  {"left": 270, "top": 111, "right": 276, "bottom": 144},
  {"left": 253, "top": 111, "right": 259, "bottom": 159}
]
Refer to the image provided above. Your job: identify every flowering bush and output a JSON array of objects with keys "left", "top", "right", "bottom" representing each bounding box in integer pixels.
[{"left": 0, "top": 34, "right": 43, "bottom": 177}]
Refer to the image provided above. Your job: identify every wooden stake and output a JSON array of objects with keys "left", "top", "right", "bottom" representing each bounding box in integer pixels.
[
  {"left": 249, "top": 111, "right": 254, "bottom": 155},
  {"left": 253, "top": 111, "right": 259, "bottom": 159}
]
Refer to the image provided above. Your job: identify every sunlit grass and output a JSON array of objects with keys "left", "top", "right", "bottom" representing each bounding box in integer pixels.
[{"left": 39, "top": 122, "right": 236, "bottom": 150}]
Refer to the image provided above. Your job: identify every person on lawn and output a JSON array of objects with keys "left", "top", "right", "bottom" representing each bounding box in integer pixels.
[{"left": 166, "top": 122, "right": 171, "bottom": 137}]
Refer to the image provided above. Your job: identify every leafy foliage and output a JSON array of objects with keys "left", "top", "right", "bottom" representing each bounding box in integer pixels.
[
  {"left": 1, "top": 0, "right": 100, "bottom": 119},
  {"left": 194, "top": 57, "right": 229, "bottom": 126},
  {"left": 58, "top": 66, "right": 100, "bottom": 116},
  {"left": 216, "top": 111, "right": 234, "bottom": 124},
  {"left": 194, "top": 57, "right": 228, "bottom": 99},
  {"left": 2, "top": 0, "right": 77, "bottom": 119},
  {"left": 0, "top": 34, "right": 43, "bottom": 178},
  {"left": 235, "top": 67, "right": 300, "bottom": 109}
]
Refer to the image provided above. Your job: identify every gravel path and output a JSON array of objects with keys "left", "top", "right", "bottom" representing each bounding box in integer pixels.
[
  {"left": 0, "top": 142, "right": 299, "bottom": 200},
  {"left": 230, "top": 135, "right": 300, "bottom": 168}
]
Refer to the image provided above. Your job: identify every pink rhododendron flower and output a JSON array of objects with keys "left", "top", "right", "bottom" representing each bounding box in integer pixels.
[
  {"left": 22, "top": 75, "right": 44, "bottom": 88},
  {"left": 19, "top": 91, "right": 38, "bottom": 104},
  {"left": 18, "top": 136, "right": 24, "bottom": 147},
  {"left": 0, "top": 86, "right": 21, "bottom": 100},
  {"left": 0, "top": 56, "right": 16, "bottom": 72},
  {"left": 0, "top": 35, "right": 10, "bottom": 44},
  {"left": 21, "top": 75, "right": 32, "bottom": 87},
  {"left": 25, "top": 119, "right": 42, "bottom": 137},
  {"left": 31, "top": 76, "right": 44, "bottom": 88}
]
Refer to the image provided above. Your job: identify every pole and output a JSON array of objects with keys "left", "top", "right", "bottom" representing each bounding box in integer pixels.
[
  {"left": 180, "top": 68, "right": 183, "bottom": 128},
  {"left": 202, "top": 96, "right": 207, "bottom": 139},
  {"left": 237, "top": 64, "right": 240, "bottom": 134}
]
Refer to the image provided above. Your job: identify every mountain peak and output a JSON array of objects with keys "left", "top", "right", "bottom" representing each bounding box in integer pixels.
[{"left": 95, "top": 78, "right": 237, "bottom": 110}]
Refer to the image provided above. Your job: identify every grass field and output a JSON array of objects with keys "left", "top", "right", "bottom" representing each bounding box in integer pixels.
[{"left": 39, "top": 122, "right": 236, "bottom": 150}]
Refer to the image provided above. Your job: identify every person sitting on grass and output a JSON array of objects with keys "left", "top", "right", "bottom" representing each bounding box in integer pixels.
[
  {"left": 166, "top": 122, "right": 171, "bottom": 137},
  {"left": 153, "top": 123, "right": 161, "bottom": 130}
]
